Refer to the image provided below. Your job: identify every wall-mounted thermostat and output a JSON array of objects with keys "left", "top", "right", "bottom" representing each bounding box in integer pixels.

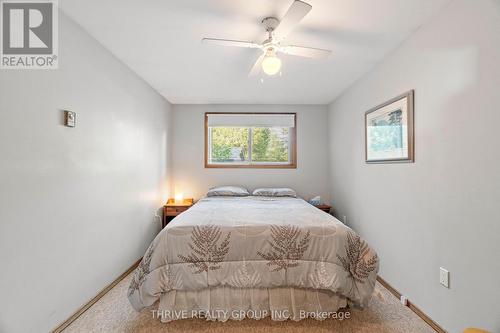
[{"left": 64, "top": 110, "right": 76, "bottom": 127}]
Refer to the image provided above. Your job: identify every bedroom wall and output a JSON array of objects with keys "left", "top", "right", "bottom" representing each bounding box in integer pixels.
[
  {"left": 326, "top": 0, "right": 500, "bottom": 332},
  {"left": 0, "top": 11, "right": 172, "bottom": 333},
  {"left": 171, "top": 104, "right": 330, "bottom": 202}
]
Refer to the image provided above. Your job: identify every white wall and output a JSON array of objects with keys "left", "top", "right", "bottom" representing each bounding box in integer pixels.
[
  {"left": 327, "top": 0, "right": 500, "bottom": 332},
  {"left": 0, "top": 12, "right": 172, "bottom": 333},
  {"left": 171, "top": 104, "right": 330, "bottom": 202}
]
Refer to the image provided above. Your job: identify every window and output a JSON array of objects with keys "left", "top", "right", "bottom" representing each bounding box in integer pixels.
[{"left": 205, "top": 113, "right": 296, "bottom": 168}]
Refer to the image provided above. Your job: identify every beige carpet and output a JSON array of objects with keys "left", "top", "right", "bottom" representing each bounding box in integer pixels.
[{"left": 63, "top": 274, "right": 435, "bottom": 333}]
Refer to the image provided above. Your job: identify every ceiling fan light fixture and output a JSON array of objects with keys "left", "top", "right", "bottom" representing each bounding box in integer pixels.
[
  {"left": 202, "top": 1, "right": 331, "bottom": 77},
  {"left": 262, "top": 54, "right": 282, "bottom": 76}
]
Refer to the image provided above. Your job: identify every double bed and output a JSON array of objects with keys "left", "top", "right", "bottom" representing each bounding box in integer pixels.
[{"left": 128, "top": 193, "right": 379, "bottom": 322}]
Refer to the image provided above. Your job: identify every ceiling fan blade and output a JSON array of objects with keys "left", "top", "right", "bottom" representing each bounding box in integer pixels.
[
  {"left": 273, "top": 0, "right": 312, "bottom": 40},
  {"left": 280, "top": 45, "right": 331, "bottom": 58},
  {"left": 202, "top": 38, "right": 260, "bottom": 49},
  {"left": 248, "top": 53, "right": 265, "bottom": 76}
]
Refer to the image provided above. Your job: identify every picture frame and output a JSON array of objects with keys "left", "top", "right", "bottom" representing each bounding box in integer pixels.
[{"left": 365, "top": 90, "right": 414, "bottom": 163}]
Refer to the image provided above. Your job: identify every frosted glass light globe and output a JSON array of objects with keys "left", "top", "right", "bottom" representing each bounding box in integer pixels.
[{"left": 261, "top": 55, "right": 282, "bottom": 76}]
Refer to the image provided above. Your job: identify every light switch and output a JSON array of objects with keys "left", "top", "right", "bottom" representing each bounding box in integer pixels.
[{"left": 64, "top": 110, "right": 76, "bottom": 127}]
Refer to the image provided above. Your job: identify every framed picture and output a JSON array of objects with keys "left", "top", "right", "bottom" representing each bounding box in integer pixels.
[{"left": 365, "top": 90, "right": 414, "bottom": 163}]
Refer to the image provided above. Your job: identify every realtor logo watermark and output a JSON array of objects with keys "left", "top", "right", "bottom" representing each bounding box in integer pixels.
[{"left": 1, "top": 0, "right": 58, "bottom": 69}]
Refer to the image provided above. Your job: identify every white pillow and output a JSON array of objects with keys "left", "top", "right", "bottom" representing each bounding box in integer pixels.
[
  {"left": 252, "top": 188, "right": 297, "bottom": 198},
  {"left": 207, "top": 186, "right": 250, "bottom": 197}
]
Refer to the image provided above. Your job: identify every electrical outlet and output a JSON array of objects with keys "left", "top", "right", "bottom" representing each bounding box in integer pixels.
[
  {"left": 400, "top": 295, "right": 408, "bottom": 306},
  {"left": 342, "top": 215, "right": 347, "bottom": 225},
  {"left": 154, "top": 209, "right": 163, "bottom": 224},
  {"left": 439, "top": 267, "right": 449, "bottom": 288}
]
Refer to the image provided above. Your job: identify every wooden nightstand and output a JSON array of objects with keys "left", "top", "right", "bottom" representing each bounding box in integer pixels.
[
  {"left": 315, "top": 204, "right": 332, "bottom": 214},
  {"left": 163, "top": 198, "right": 194, "bottom": 228}
]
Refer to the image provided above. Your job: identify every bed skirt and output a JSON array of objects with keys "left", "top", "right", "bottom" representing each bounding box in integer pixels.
[{"left": 156, "top": 286, "right": 348, "bottom": 322}]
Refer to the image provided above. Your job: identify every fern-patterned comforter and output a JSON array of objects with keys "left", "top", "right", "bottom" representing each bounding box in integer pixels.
[{"left": 128, "top": 196, "right": 379, "bottom": 311}]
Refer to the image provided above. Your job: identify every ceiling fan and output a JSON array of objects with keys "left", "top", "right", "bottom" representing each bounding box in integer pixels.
[{"left": 202, "top": 0, "right": 332, "bottom": 77}]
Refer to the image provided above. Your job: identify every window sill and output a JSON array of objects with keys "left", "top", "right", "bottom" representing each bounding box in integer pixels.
[{"left": 205, "top": 163, "right": 297, "bottom": 169}]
